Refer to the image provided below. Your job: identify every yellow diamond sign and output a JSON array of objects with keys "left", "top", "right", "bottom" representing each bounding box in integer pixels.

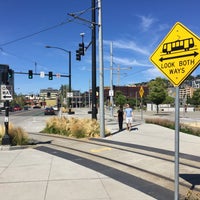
[
  {"left": 150, "top": 22, "right": 200, "bottom": 86},
  {"left": 139, "top": 86, "right": 144, "bottom": 98}
]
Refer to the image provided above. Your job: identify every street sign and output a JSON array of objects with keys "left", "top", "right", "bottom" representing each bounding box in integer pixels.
[
  {"left": 1, "top": 85, "right": 13, "bottom": 100},
  {"left": 150, "top": 22, "right": 200, "bottom": 86},
  {"left": 56, "top": 73, "right": 60, "bottom": 78},
  {"left": 139, "top": 86, "right": 144, "bottom": 98},
  {"left": 40, "top": 71, "right": 45, "bottom": 78},
  {"left": 67, "top": 92, "right": 73, "bottom": 98},
  {"left": 109, "top": 89, "right": 114, "bottom": 97}
]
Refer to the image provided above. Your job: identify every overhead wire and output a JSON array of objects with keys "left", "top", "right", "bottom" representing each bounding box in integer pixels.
[
  {"left": 0, "top": 20, "right": 72, "bottom": 47},
  {"left": 0, "top": 5, "right": 92, "bottom": 47},
  {"left": 0, "top": 5, "right": 92, "bottom": 73}
]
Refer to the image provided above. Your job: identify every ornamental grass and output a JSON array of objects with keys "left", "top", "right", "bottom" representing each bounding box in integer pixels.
[
  {"left": 145, "top": 118, "right": 200, "bottom": 137},
  {"left": 0, "top": 123, "right": 29, "bottom": 145},
  {"left": 42, "top": 116, "right": 104, "bottom": 138}
]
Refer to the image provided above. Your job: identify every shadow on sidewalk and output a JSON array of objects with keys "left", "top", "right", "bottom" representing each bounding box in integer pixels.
[{"left": 35, "top": 145, "right": 174, "bottom": 200}]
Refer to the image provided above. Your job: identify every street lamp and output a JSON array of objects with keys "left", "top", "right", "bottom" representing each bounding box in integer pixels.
[{"left": 45, "top": 45, "right": 74, "bottom": 114}]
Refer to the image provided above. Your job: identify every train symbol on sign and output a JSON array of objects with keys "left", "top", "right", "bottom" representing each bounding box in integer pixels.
[{"left": 162, "top": 38, "right": 194, "bottom": 54}]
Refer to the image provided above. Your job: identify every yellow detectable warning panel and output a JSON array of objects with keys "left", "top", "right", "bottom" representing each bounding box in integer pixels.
[{"left": 150, "top": 22, "right": 200, "bottom": 86}]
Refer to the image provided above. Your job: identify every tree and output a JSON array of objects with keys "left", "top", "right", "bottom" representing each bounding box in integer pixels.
[
  {"left": 60, "top": 84, "right": 69, "bottom": 106},
  {"left": 163, "top": 95, "right": 174, "bottom": 105},
  {"left": 190, "top": 88, "right": 200, "bottom": 107},
  {"left": 147, "top": 77, "right": 167, "bottom": 113},
  {"left": 11, "top": 93, "right": 25, "bottom": 107},
  {"left": 114, "top": 91, "right": 126, "bottom": 106}
]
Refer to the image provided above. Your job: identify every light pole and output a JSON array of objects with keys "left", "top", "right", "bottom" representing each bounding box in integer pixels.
[{"left": 45, "top": 45, "right": 74, "bottom": 114}]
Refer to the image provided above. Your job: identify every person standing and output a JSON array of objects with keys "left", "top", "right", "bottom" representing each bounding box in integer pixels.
[
  {"left": 117, "top": 105, "right": 124, "bottom": 131},
  {"left": 124, "top": 103, "right": 133, "bottom": 131}
]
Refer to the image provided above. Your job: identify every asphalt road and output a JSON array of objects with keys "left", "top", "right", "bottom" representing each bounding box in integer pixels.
[
  {"left": 0, "top": 108, "right": 56, "bottom": 133},
  {"left": 1, "top": 107, "right": 200, "bottom": 134}
]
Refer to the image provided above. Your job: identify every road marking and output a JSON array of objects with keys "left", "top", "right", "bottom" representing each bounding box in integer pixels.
[{"left": 90, "top": 147, "right": 112, "bottom": 153}]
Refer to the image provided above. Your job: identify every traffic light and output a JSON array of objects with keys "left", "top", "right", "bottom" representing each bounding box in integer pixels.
[
  {"left": 8, "top": 69, "right": 13, "bottom": 78},
  {"left": 1, "top": 71, "right": 8, "bottom": 84},
  {"left": 28, "top": 70, "right": 33, "bottom": 79},
  {"left": 79, "top": 42, "right": 84, "bottom": 55},
  {"left": 76, "top": 50, "right": 81, "bottom": 61},
  {"left": 49, "top": 71, "right": 53, "bottom": 80}
]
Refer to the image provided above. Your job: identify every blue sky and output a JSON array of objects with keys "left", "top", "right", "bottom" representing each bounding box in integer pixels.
[{"left": 1, "top": 0, "right": 200, "bottom": 95}]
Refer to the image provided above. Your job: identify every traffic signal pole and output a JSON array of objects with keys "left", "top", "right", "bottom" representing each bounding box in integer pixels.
[
  {"left": 14, "top": 71, "right": 70, "bottom": 78},
  {"left": 1, "top": 67, "right": 11, "bottom": 145},
  {"left": 91, "top": 0, "right": 97, "bottom": 120},
  {"left": 2, "top": 100, "right": 10, "bottom": 145}
]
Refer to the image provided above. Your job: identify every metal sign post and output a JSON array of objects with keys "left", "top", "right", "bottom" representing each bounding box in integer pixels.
[
  {"left": 175, "top": 86, "right": 180, "bottom": 200},
  {"left": 2, "top": 100, "right": 11, "bottom": 145},
  {"left": 1, "top": 84, "right": 12, "bottom": 145},
  {"left": 139, "top": 86, "right": 144, "bottom": 120},
  {"left": 150, "top": 22, "right": 200, "bottom": 200}
]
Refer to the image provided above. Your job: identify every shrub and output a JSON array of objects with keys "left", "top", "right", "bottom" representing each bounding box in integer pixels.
[
  {"left": 42, "top": 116, "right": 106, "bottom": 138},
  {"left": 145, "top": 118, "right": 200, "bottom": 137},
  {"left": 0, "top": 123, "right": 29, "bottom": 145}
]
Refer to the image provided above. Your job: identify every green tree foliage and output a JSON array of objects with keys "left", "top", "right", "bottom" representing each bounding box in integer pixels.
[
  {"left": 189, "top": 88, "right": 200, "bottom": 106},
  {"left": 11, "top": 94, "right": 25, "bottom": 107},
  {"left": 114, "top": 91, "right": 126, "bottom": 106},
  {"left": 147, "top": 77, "right": 167, "bottom": 113},
  {"left": 163, "top": 95, "right": 174, "bottom": 105},
  {"left": 60, "top": 84, "right": 69, "bottom": 106}
]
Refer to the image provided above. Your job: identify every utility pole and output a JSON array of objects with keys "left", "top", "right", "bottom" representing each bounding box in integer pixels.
[
  {"left": 98, "top": 0, "right": 105, "bottom": 137},
  {"left": 116, "top": 65, "right": 132, "bottom": 86},
  {"left": 88, "top": 79, "right": 91, "bottom": 108},
  {"left": 109, "top": 42, "right": 132, "bottom": 117},
  {"left": 68, "top": 1, "right": 97, "bottom": 119},
  {"left": 110, "top": 42, "right": 114, "bottom": 117}
]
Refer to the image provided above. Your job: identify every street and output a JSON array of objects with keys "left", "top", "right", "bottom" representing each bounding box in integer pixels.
[{"left": 1, "top": 107, "right": 200, "bottom": 134}]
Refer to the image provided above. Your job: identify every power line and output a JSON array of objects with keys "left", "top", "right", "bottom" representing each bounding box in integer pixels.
[
  {"left": 0, "top": 6, "right": 92, "bottom": 47},
  {"left": 0, "top": 20, "right": 73, "bottom": 47}
]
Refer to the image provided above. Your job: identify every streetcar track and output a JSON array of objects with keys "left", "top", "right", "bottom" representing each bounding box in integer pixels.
[
  {"left": 29, "top": 132, "right": 200, "bottom": 169},
  {"left": 29, "top": 132, "right": 200, "bottom": 196}
]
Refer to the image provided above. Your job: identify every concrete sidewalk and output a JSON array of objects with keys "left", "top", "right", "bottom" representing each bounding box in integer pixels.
[{"left": 0, "top": 109, "right": 200, "bottom": 200}]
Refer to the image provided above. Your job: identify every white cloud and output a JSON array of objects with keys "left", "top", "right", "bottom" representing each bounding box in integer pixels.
[
  {"left": 144, "top": 67, "right": 164, "bottom": 80},
  {"left": 114, "top": 40, "right": 150, "bottom": 55},
  {"left": 137, "top": 15, "right": 156, "bottom": 31},
  {"left": 113, "top": 56, "right": 151, "bottom": 68},
  {"left": 104, "top": 40, "right": 150, "bottom": 56}
]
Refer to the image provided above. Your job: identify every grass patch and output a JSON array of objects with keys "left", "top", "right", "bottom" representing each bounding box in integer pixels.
[
  {"left": 42, "top": 116, "right": 109, "bottom": 138},
  {"left": 0, "top": 123, "right": 29, "bottom": 145},
  {"left": 145, "top": 118, "right": 200, "bottom": 137}
]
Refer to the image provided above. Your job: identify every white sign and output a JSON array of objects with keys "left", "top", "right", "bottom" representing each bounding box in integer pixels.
[
  {"left": 67, "top": 92, "right": 73, "bottom": 98},
  {"left": 109, "top": 89, "right": 114, "bottom": 97},
  {"left": 1, "top": 85, "right": 13, "bottom": 100},
  {"left": 4, "top": 117, "right": 9, "bottom": 122},
  {"left": 40, "top": 71, "right": 45, "bottom": 78}
]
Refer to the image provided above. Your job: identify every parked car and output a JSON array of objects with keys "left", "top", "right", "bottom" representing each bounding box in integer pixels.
[
  {"left": 33, "top": 105, "right": 41, "bottom": 109},
  {"left": 13, "top": 105, "right": 22, "bottom": 111},
  {"left": 44, "top": 107, "right": 55, "bottom": 115}
]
